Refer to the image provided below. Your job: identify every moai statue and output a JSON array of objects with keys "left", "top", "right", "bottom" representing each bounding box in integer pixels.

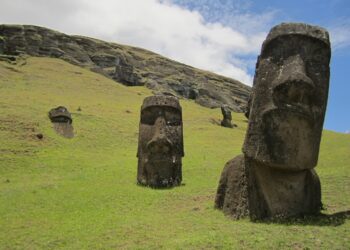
[
  {"left": 215, "top": 23, "right": 331, "bottom": 220},
  {"left": 220, "top": 105, "right": 233, "bottom": 128},
  {"left": 48, "top": 106, "right": 74, "bottom": 138},
  {"left": 137, "top": 95, "right": 184, "bottom": 188},
  {"left": 244, "top": 94, "right": 252, "bottom": 119}
]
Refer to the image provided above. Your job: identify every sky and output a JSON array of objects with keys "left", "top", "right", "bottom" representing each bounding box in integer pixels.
[{"left": 0, "top": 0, "right": 349, "bottom": 133}]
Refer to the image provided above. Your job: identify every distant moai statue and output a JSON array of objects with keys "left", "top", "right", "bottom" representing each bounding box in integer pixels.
[
  {"left": 220, "top": 105, "right": 234, "bottom": 128},
  {"left": 215, "top": 23, "right": 331, "bottom": 220},
  {"left": 0, "top": 37, "right": 4, "bottom": 54},
  {"left": 137, "top": 95, "right": 184, "bottom": 188},
  {"left": 244, "top": 94, "right": 252, "bottom": 119},
  {"left": 48, "top": 106, "right": 74, "bottom": 138}
]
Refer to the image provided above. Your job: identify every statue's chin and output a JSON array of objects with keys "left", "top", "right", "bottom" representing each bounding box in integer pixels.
[
  {"left": 254, "top": 109, "right": 318, "bottom": 170},
  {"left": 143, "top": 157, "right": 179, "bottom": 187},
  {"left": 143, "top": 154, "right": 175, "bottom": 175}
]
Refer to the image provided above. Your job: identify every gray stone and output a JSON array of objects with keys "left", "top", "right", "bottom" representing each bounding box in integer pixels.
[
  {"left": 215, "top": 23, "right": 331, "bottom": 220},
  {"left": 137, "top": 95, "right": 184, "bottom": 188},
  {"left": 48, "top": 106, "right": 74, "bottom": 138},
  {"left": 220, "top": 105, "right": 234, "bottom": 128}
]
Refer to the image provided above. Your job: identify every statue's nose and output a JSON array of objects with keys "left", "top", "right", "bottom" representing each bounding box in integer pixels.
[
  {"left": 147, "top": 117, "right": 172, "bottom": 154},
  {"left": 273, "top": 55, "right": 315, "bottom": 107},
  {"left": 275, "top": 55, "right": 314, "bottom": 89}
]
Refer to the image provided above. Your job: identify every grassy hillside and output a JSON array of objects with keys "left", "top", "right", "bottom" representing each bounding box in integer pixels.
[
  {"left": 0, "top": 57, "right": 349, "bottom": 249},
  {"left": 0, "top": 24, "right": 250, "bottom": 112}
]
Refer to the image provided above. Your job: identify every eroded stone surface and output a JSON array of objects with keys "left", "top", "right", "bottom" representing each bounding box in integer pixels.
[
  {"left": 137, "top": 95, "right": 184, "bottom": 188},
  {"left": 48, "top": 106, "right": 74, "bottom": 138},
  {"left": 215, "top": 23, "right": 330, "bottom": 220}
]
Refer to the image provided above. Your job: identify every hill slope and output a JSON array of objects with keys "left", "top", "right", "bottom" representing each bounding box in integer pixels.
[
  {"left": 0, "top": 57, "right": 349, "bottom": 249},
  {"left": 0, "top": 24, "right": 251, "bottom": 112}
]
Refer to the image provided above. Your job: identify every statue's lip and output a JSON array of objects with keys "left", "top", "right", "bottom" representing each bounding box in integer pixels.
[
  {"left": 147, "top": 154, "right": 177, "bottom": 163},
  {"left": 264, "top": 105, "right": 314, "bottom": 123},
  {"left": 279, "top": 103, "right": 312, "bottom": 119}
]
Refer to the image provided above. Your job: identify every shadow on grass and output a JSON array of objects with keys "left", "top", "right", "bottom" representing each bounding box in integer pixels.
[
  {"left": 258, "top": 210, "right": 350, "bottom": 227},
  {"left": 136, "top": 182, "right": 186, "bottom": 191}
]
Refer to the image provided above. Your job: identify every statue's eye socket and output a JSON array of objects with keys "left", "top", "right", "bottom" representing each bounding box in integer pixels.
[
  {"left": 306, "top": 55, "right": 326, "bottom": 69},
  {"left": 141, "top": 106, "right": 181, "bottom": 125},
  {"left": 141, "top": 109, "right": 157, "bottom": 125},
  {"left": 166, "top": 120, "right": 180, "bottom": 126},
  {"left": 141, "top": 115, "right": 155, "bottom": 125},
  {"left": 165, "top": 110, "right": 181, "bottom": 126},
  {"left": 53, "top": 116, "right": 71, "bottom": 123}
]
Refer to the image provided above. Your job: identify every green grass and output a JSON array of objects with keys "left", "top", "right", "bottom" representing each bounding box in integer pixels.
[{"left": 0, "top": 57, "right": 349, "bottom": 249}]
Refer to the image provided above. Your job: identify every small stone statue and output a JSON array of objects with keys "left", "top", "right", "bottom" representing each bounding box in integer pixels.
[
  {"left": 48, "top": 106, "right": 74, "bottom": 138},
  {"left": 244, "top": 94, "right": 252, "bottom": 119},
  {"left": 137, "top": 95, "right": 184, "bottom": 188},
  {"left": 215, "top": 23, "right": 331, "bottom": 220},
  {"left": 220, "top": 105, "right": 233, "bottom": 128}
]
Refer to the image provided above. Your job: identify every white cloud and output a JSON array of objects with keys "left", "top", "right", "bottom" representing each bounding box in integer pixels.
[
  {"left": 329, "top": 19, "right": 350, "bottom": 50},
  {"left": 0, "top": 0, "right": 274, "bottom": 85},
  {"left": 173, "top": 0, "right": 278, "bottom": 34}
]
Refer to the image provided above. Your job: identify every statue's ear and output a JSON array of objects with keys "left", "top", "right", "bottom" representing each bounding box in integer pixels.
[
  {"left": 255, "top": 55, "right": 261, "bottom": 71},
  {"left": 245, "top": 93, "right": 252, "bottom": 119}
]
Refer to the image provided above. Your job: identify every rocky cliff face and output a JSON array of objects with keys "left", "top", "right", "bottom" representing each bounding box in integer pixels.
[{"left": 0, "top": 24, "right": 251, "bottom": 112}]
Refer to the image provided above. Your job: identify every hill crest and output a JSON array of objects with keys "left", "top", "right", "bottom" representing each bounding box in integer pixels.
[{"left": 0, "top": 24, "right": 251, "bottom": 112}]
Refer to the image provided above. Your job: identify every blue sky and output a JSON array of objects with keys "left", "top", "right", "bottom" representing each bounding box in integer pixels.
[
  {"left": 173, "top": 0, "right": 350, "bottom": 133},
  {"left": 0, "top": 0, "right": 349, "bottom": 133}
]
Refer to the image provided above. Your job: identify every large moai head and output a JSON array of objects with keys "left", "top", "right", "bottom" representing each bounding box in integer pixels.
[
  {"left": 243, "top": 23, "right": 331, "bottom": 170},
  {"left": 137, "top": 95, "right": 184, "bottom": 188}
]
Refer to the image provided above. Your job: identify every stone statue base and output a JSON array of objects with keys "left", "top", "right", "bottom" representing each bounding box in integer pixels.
[
  {"left": 220, "top": 119, "right": 234, "bottom": 128},
  {"left": 215, "top": 155, "right": 322, "bottom": 220}
]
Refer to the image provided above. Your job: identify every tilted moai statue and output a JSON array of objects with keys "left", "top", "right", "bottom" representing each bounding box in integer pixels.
[
  {"left": 244, "top": 94, "right": 252, "bottom": 119},
  {"left": 48, "top": 106, "right": 74, "bottom": 138},
  {"left": 221, "top": 105, "right": 233, "bottom": 128},
  {"left": 137, "top": 95, "right": 184, "bottom": 188},
  {"left": 215, "top": 23, "right": 331, "bottom": 220}
]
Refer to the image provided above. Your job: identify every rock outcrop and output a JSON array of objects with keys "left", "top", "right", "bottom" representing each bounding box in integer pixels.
[{"left": 0, "top": 24, "right": 250, "bottom": 112}]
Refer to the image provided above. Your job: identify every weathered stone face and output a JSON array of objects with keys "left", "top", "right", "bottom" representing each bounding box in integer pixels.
[
  {"left": 137, "top": 95, "right": 184, "bottom": 188},
  {"left": 48, "top": 106, "right": 74, "bottom": 138},
  {"left": 243, "top": 23, "right": 331, "bottom": 170},
  {"left": 215, "top": 23, "right": 330, "bottom": 220},
  {"left": 49, "top": 106, "right": 72, "bottom": 123}
]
